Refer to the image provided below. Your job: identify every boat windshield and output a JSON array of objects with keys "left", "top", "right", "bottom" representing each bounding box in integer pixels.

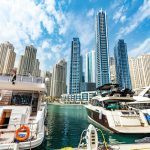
[
  {"left": 134, "top": 88, "right": 146, "bottom": 96},
  {"left": 103, "top": 101, "right": 128, "bottom": 110},
  {"left": 144, "top": 89, "right": 150, "bottom": 98},
  {"left": 0, "top": 90, "right": 39, "bottom": 105}
]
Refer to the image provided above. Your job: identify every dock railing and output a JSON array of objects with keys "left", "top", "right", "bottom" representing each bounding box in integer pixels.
[{"left": 0, "top": 75, "right": 44, "bottom": 83}]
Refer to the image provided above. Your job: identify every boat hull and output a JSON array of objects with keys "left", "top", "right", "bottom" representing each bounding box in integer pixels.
[
  {"left": 85, "top": 106, "right": 116, "bottom": 133},
  {"left": 85, "top": 106, "right": 150, "bottom": 134}
]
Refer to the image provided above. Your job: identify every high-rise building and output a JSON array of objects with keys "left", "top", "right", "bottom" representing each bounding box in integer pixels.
[
  {"left": 95, "top": 9, "right": 110, "bottom": 87},
  {"left": 0, "top": 42, "right": 16, "bottom": 75},
  {"left": 33, "top": 59, "right": 40, "bottom": 77},
  {"left": 45, "top": 71, "right": 52, "bottom": 96},
  {"left": 18, "top": 45, "right": 40, "bottom": 76},
  {"left": 114, "top": 39, "right": 131, "bottom": 89},
  {"left": 85, "top": 50, "right": 96, "bottom": 83},
  {"left": 69, "top": 38, "right": 82, "bottom": 94},
  {"left": 129, "top": 54, "right": 150, "bottom": 89},
  {"left": 109, "top": 57, "right": 116, "bottom": 83},
  {"left": 50, "top": 59, "right": 67, "bottom": 98}
]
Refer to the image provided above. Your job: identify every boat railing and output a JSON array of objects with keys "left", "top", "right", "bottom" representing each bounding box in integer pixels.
[
  {"left": 0, "top": 75, "right": 44, "bottom": 83},
  {"left": 0, "top": 122, "right": 40, "bottom": 141}
]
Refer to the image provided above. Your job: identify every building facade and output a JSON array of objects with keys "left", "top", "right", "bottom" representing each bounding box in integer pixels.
[
  {"left": 109, "top": 57, "right": 116, "bottom": 83},
  {"left": 129, "top": 54, "right": 150, "bottom": 89},
  {"left": 61, "top": 91, "right": 97, "bottom": 102},
  {"left": 50, "top": 59, "right": 67, "bottom": 98},
  {"left": 32, "top": 59, "right": 41, "bottom": 77},
  {"left": 18, "top": 45, "right": 40, "bottom": 76},
  {"left": 95, "top": 9, "right": 110, "bottom": 87},
  {"left": 69, "top": 38, "right": 82, "bottom": 94},
  {"left": 85, "top": 50, "right": 96, "bottom": 83},
  {"left": 0, "top": 42, "right": 16, "bottom": 75},
  {"left": 80, "top": 82, "right": 96, "bottom": 92},
  {"left": 45, "top": 71, "right": 52, "bottom": 96},
  {"left": 114, "top": 39, "right": 131, "bottom": 89}
]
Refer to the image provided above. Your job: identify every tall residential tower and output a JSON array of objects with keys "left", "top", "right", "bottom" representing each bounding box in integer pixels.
[
  {"left": 0, "top": 42, "right": 16, "bottom": 75},
  {"left": 85, "top": 50, "right": 96, "bottom": 83},
  {"left": 18, "top": 45, "right": 40, "bottom": 76},
  {"left": 114, "top": 39, "right": 131, "bottom": 89},
  {"left": 95, "top": 10, "right": 110, "bottom": 87},
  {"left": 69, "top": 38, "right": 82, "bottom": 94},
  {"left": 129, "top": 54, "right": 150, "bottom": 89},
  {"left": 50, "top": 59, "right": 67, "bottom": 98}
]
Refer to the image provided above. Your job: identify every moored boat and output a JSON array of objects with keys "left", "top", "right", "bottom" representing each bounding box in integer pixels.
[
  {"left": 0, "top": 75, "right": 47, "bottom": 150},
  {"left": 85, "top": 84, "right": 150, "bottom": 134}
]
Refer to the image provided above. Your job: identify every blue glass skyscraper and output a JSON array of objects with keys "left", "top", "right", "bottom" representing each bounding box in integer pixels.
[
  {"left": 85, "top": 50, "right": 96, "bottom": 83},
  {"left": 69, "top": 38, "right": 82, "bottom": 94},
  {"left": 114, "top": 39, "right": 132, "bottom": 89},
  {"left": 95, "top": 9, "right": 110, "bottom": 87}
]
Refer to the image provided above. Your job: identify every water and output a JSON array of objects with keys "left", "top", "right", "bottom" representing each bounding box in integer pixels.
[{"left": 35, "top": 104, "right": 149, "bottom": 150}]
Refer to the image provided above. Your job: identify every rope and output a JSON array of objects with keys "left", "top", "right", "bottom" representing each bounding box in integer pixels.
[
  {"left": 77, "top": 129, "right": 87, "bottom": 149},
  {"left": 96, "top": 128, "right": 109, "bottom": 150}
]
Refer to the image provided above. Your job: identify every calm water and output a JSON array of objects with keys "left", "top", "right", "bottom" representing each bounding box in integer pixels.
[{"left": 35, "top": 104, "right": 149, "bottom": 150}]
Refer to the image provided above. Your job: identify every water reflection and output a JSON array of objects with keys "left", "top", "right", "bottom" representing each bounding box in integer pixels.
[{"left": 35, "top": 105, "right": 150, "bottom": 150}]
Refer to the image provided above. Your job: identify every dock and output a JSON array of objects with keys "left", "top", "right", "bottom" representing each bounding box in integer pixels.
[{"left": 73, "top": 143, "right": 150, "bottom": 150}]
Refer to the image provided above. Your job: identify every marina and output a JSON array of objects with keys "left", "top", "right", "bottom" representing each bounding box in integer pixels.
[
  {"left": 0, "top": 0, "right": 149, "bottom": 149},
  {"left": 36, "top": 104, "right": 150, "bottom": 150}
]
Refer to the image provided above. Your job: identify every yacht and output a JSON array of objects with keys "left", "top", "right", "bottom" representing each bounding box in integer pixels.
[
  {"left": 129, "top": 86, "right": 150, "bottom": 110},
  {"left": 128, "top": 86, "right": 150, "bottom": 123},
  {"left": 0, "top": 75, "right": 47, "bottom": 150},
  {"left": 85, "top": 84, "right": 150, "bottom": 134}
]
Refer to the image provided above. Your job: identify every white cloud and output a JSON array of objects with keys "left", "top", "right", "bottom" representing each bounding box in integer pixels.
[
  {"left": 87, "top": 8, "right": 94, "bottom": 17},
  {"left": 129, "top": 38, "right": 150, "bottom": 56},
  {"left": 120, "top": 15, "right": 126, "bottom": 23},
  {"left": 41, "top": 40, "right": 51, "bottom": 49},
  {"left": 0, "top": 0, "right": 56, "bottom": 69},
  {"left": 0, "top": 0, "right": 71, "bottom": 71},
  {"left": 44, "top": 0, "right": 68, "bottom": 35},
  {"left": 113, "top": 6, "right": 127, "bottom": 23},
  {"left": 117, "top": 0, "right": 150, "bottom": 38},
  {"left": 51, "top": 43, "right": 66, "bottom": 53}
]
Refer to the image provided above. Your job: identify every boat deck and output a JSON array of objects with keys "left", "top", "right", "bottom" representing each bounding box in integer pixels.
[
  {"left": 0, "top": 132, "right": 14, "bottom": 144},
  {"left": 114, "top": 126, "right": 150, "bottom": 134}
]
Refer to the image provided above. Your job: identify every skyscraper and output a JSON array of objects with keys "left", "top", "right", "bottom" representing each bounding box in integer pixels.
[
  {"left": 45, "top": 71, "right": 52, "bottom": 96},
  {"left": 33, "top": 59, "right": 41, "bottom": 77},
  {"left": 18, "top": 45, "right": 40, "bottom": 76},
  {"left": 50, "top": 59, "right": 67, "bottom": 98},
  {"left": 129, "top": 54, "right": 150, "bottom": 89},
  {"left": 0, "top": 42, "right": 16, "bottom": 75},
  {"left": 95, "top": 9, "right": 110, "bottom": 87},
  {"left": 109, "top": 57, "right": 116, "bottom": 83},
  {"left": 85, "top": 50, "right": 96, "bottom": 83},
  {"left": 69, "top": 38, "right": 82, "bottom": 94},
  {"left": 114, "top": 39, "right": 131, "bottom": 89}
]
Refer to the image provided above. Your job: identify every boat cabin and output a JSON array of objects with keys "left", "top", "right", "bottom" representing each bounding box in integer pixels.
[
  {"left": 90, "top": 97, "right": 135, "bottom": 111},
  {"left": 0, "top": 75, "right": 46, "bottom": 129}
]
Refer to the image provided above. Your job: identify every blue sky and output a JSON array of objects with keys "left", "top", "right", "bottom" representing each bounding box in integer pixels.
[{"left": 0, "top": 0, "right": 150, "bottom": 72}]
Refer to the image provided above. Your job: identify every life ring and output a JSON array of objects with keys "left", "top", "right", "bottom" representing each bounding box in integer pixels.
[{"left": 15, "top": 125, "right": 30, "bottom": 142}]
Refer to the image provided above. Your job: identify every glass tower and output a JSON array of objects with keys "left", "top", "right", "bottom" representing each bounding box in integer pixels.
[
  {"left": 114, "top": 39, "right": 132, "bottom": 89},
  {"left": 69, "top": 38, "right": 82, "bottom": 94},
  {"left": 85, "top": 50, "right": 96, "bottom": 83},
  {"left": 95, "top": 9, "right": 110, "bottom": 87}
]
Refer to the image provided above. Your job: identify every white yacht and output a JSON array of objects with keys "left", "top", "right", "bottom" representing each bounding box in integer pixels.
[
  {"left": 0, "top": 75, "right": 47, "bottom": 150},
  {"left": 129, "top": 86, "right": 150, "bottom": 110},
  {"left": 85, "top": 84, "right": 150, "bottom": 134},
  {"left": 128, "top": 86, "right": 150, "bottom": 123}
]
